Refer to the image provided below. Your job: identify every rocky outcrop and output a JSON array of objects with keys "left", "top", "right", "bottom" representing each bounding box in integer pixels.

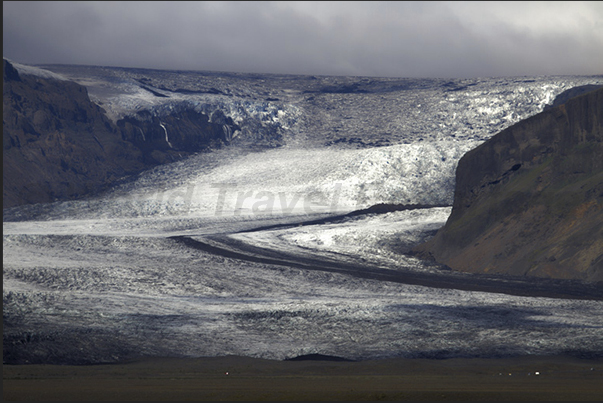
[
  {"left": 3, "top": 59, "right": 143, "bottom": 207},
  {"left": 543, "top": 84, "right": 603, "bottom": 110},
  {"left": 117, "top": 108, "right": 238, "bottom": 164},
  {"left": 412, "top": 87, "right": 603, "bottom": 282},
  {"left": 3, "top": 60, "right": 237, "bottom": 208}
]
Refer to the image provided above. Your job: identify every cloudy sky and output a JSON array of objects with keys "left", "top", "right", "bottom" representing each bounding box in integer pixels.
[{"left": 3, "top": 1, "right": 603, "bottom": 78}]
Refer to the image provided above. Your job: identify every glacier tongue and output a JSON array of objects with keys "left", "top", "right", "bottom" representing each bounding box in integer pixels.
[{"left": 4, "top": 69, "right": 603, "bottom": 364}]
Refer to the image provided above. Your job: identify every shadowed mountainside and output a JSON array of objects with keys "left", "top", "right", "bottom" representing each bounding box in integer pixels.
[
  {"left": 3, "top": 59, "right": 236, "bottom": 208},
  {"left": 413, "top": 87, "right": 603, "bottom": 282},
  {"left": 3, "top": 59, "right": 147, "bottom": 208}
]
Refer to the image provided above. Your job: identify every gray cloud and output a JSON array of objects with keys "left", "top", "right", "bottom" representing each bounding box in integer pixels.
[{"left": 3, "top": 1, "right": 603, "bottom": 78}]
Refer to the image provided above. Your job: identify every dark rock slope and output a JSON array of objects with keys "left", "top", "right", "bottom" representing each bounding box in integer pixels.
[
  {"left": 3, "top": 60, "right": 235, "bottom": 208},
  {"left": 3, "top": 60, "right": 144, "bottom": 208},
  {"left": 413, "top": 87, "right": 603, "bottom": 282}
]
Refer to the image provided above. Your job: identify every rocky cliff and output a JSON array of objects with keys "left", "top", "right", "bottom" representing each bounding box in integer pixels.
[
  {"left": 3, "top": 60, "right": 236, "bottom": 208},
  {"left": 413, "top": 87, "right": 603, "bottom": 282}
]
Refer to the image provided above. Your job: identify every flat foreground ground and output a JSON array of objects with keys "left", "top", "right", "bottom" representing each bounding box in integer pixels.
[{"left": 4, "top": 355, "right": 603, "bottom": 401}]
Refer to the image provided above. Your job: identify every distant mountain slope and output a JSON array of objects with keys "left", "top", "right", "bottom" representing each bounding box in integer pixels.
[
  {"left": 2, "top": 60, "right": 236, "bottom": 208},
  {"left": 412, "top": 87, "right": 603, "bottom": 282}
]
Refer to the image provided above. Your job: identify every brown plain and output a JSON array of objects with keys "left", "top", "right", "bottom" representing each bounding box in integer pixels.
[{"left": 4, "top": 354, "right": 603, "bottom": 401}]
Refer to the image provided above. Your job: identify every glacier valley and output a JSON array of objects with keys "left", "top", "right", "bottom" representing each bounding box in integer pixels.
[{"left": 3, "top": 65, "right": 603, "bottom": 364}]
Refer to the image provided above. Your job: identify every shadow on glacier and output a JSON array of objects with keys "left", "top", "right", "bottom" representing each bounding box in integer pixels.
[{"left": 383, "top": 304, "right": 603, "bottom": 329}]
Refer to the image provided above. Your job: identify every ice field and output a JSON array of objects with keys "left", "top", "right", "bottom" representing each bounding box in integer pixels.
[{"left": 4, "top": 66, "right": 603, "bottom": 363}]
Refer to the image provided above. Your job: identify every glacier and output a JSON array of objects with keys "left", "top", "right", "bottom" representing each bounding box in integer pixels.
[{"left": 4, "top": 65, "right": 603, "bottom": 364}]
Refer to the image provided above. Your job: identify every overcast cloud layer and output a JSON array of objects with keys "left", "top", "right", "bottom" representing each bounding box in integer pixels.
[{"left": 4, "top": 1, "right": 603, "bottom": 78}]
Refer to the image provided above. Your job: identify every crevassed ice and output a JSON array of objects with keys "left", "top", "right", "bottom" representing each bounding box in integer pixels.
[
  {"left": 31, "top": 140, "right": 479, "bottom": 220},
  {"left": 5, "top": 71, "right": 603, "bottom": 363}
]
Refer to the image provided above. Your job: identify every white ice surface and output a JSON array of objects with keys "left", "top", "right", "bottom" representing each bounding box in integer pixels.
[
  {"left": 22, "top": 140, "right": 476, "bottom": 221},
  {"left": 5, "top": 207, "right": 603, "bottom": 362}
]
